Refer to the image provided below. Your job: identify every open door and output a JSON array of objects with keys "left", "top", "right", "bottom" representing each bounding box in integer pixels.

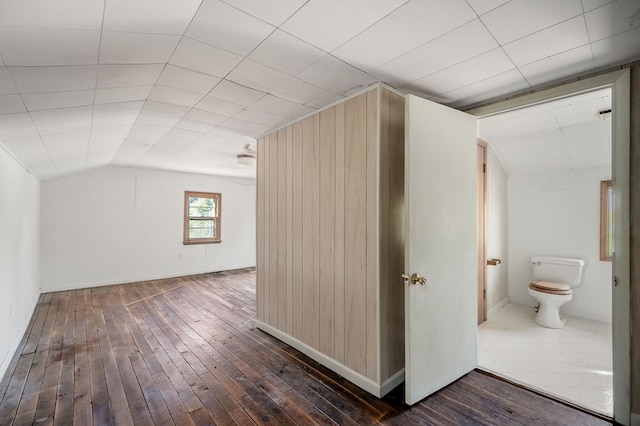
[{"left": 404, "top": 94, "right": 478, "bottom": 405}]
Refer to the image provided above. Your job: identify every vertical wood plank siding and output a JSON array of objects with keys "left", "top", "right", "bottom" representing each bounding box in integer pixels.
[{"left": 256, "top": 86, "right": 405, "bottom": 387}]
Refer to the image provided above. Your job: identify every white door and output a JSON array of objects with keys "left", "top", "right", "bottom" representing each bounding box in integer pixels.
[{"left": 404, "top": 94, "right": 478, "bottom": 405}]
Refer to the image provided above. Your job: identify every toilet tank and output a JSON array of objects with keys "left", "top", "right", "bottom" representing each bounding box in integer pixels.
[{"left": 531, "top": 256, "right": 586, "bottom": 287}]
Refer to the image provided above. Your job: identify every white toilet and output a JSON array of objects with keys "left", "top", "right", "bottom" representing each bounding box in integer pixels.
[{"left": 527, "top": 256, "right": 586, "bottom": 329}]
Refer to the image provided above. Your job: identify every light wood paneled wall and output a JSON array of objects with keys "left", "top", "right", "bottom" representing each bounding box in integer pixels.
[{"left": 257, "top": 86, "right": 404, "bottom": 391}]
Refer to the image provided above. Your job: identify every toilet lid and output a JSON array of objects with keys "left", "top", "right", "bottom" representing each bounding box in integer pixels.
[{"left": 529, "top": 280, "right": 572, "bottom": 295}]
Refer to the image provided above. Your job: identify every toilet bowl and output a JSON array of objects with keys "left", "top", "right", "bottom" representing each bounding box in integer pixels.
[
  {"left": 528, "top": 281, "right": 572, "bottom": 328},
  {"left": 527, "top": 257, "right": 585, "bottom": 329}
]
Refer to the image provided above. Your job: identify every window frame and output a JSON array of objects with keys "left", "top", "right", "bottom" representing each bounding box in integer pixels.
[
  {"left": 183, "top": 191, "right": 222, "bottom": 245},
  {"left": 600, "top": 180, "right": 612, "bottom": 261}
]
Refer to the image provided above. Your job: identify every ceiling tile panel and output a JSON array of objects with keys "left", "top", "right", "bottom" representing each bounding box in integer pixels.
[
  {"left": 92, "top": 101, "right": 144, "bottom": 129},
  {"left": 141, "top": 141, "right": 184, "bottom": 156},
  {"left": 125, "top": 124, "right": 171, "bottom": 143},
  {"left": 111, "top": 143, "right": 152, "bottom": 165},
  {"left": 195, "top": 96, "right": 244, "bottom": 117},
  {"left": 227, "top": 59, "right": 291, "bottom": 93},
  {"left": 585, "top": 0, "right": 640, "bottom": 41},
  {"left": 10, "top": 65, "right": 97, "bottom": 94},
  {"left": 372, "top": 19, "right": 498, "bottom": 87},
  {"left": 87, "top": 125, "right": 131, "bottom": 166},
  {"left": 174, "top": 118, "right": 216, "bottom": 133},
  {"left": 519, "top": 45, "right": 595, "bottom": 86},
  {"left": 581, "top": 0, "right": 616, "bottom": 12},
  {"left": 1, "top": 137, "right": 53, "bottom": 171},
  {"left": 0, "top": 27, "right": 100, "bottom": 66},
  {"left": 0, "top": 67, "right": 18, "bottom": 95},
  {"left": 218, "top": 117, "right": 270, "bottom": 137},
  {"left": 591, "top": 27, "right": 640, "bottom": 67},
  {"left": 251, "top": 94, "right": 316, "bottom": 117},
  {"left": 148, "top": 86, "right": 205, "bottom": 108},
  {"left": 466, "top": 0, "right": 511, "bottom": 16},
  {"left": 481, "top": 0, "right": 583, "bottom": 44},
  {"left": 0, "top": 0, "right": 104, "bottom": 30},
  {"left": 186, "top": 0, "right": 275, "bottom": 56},
  {"left": 158, "top": 128, "right": 205, "bottom": 146},
  {"left": 99, "top": 31, "right": 181, "bottom": 64},
  {"left": 406, "top": 48, "right": 515, "bottom": 97},
  {"left": 22, "top": 90, "right": 95, "bottom": 111},
  {"left": 182, "top": 109, "right": 229, "bottom": 126},
  {"left": 103, "top": 0, "right": 202, "bottom": 35},
  {"left": 169, "top": 38, "right": 244, "bottom": 77},
  {"left": 439, "top": 68, "right": 530, "bottom": 108},
  {"left": 0, "top": 94, "right": 26, "bottom": 114},
  {"left": 221, "top": 0, "right": 306, "bottom": 26},
  {"left": 0, "top": 113, "right": 40, "bottom": 140},
  {"left": 30, "top": 106, "right": 93, "bottom": 136},
  {"left": 135, "top": 113, "right": 184, "bottom": 128},
  {"left": 191, "top": 131, "right": 236, "bottom": 148},
  {"left": 271, "top": 78, "right": 341, "bottom": 106},
  {"left": 94, "top": 85, "right": 154, "bottom": 105},
  {"left": 157, "top": 65, "right": 222, "bottom": 94},
  {"left": 207, "top": 79, "right": 266, "bottom": 106},
  {"left": 281, "top": 0, "right": 408, "bottom": 52},
  {"left": 503, "top": 17, "right": 590, "bottom": 66},
  {"left": 333, "top": 0, "right": 476, "bottom": 70},
  {"left": 97, "top": 64, "right": 164, "bottom": 88},
  {"left": 296, "top": 55, "right": 377, "bottom": 96},
  {"left": 89, "top": 125, "right": 131, "bottom": 149},
  {"left": 249, "top": 30, "right": 326, "bottom": 75},
  {"left": 41, "top": 131, "right": 90, "bottom": 161},
  {"left": 234, "top": 108, "right": 290, "bottom": 127}
]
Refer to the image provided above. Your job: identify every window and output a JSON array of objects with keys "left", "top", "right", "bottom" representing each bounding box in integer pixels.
[
  {"left": 184, "top": 191, "right": 221, "bottom": 244},
  {"left": 600, "top": 180, "right": 612, "bottom": 261}
]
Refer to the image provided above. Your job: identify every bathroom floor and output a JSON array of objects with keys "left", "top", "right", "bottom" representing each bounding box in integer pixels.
[{"left": 477, "top": 303, "right": 613, "bottom": 417}]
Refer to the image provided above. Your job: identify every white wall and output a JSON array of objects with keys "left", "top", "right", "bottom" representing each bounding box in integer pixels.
[
  {"left": 508, "top": 167, "right": 612, "bottom": 323},
  {"left": 41, "top": 166, "right": 256, "bottom": 291},
  {"left": 0, "top": 147, "right": 41, "bottom": 381},
  {"left": 485, "top": 147, "right": 509, "bottom": 316}
]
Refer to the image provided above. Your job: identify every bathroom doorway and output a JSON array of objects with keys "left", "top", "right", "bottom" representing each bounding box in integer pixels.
[
  {"left": 469, "top": 69, "right": 630, "bottom": 421},
  {"left": 476, "top": 87, "right": 613, "bottom": 416}
]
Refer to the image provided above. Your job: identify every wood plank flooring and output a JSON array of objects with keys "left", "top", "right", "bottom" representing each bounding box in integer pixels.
[{"left": 0, "top": 269, "right": 611, "bottom": 425}]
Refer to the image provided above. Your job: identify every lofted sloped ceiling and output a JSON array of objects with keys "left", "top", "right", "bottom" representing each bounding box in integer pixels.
[{"left": 0, "top": 0, "right": 638, "bottom": 180}]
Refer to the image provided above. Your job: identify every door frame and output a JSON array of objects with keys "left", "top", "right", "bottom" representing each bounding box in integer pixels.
[
  {"left": 477, "top": 142, "right": 487, "bottom": 325},
  {"left": 467, "top": 69, "right": 631, "bottom": 425}
]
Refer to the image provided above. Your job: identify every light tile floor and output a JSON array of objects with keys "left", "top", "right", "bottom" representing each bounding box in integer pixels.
[{"left": 478, "top": 303, "right": 613, "bottom": 417}]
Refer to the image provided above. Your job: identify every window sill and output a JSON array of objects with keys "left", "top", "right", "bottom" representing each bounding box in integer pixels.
[{"left": 183, "top": 240, "right": 222, "bottom": 245}]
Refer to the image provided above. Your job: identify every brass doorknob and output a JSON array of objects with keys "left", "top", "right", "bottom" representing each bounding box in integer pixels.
[{"left": 411, "top": 273, "right": 426, "bottom": 285}]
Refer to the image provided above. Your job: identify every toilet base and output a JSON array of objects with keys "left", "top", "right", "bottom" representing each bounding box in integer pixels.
[{"left": 534, "top": 303, "right": 567, "bottom": 329}]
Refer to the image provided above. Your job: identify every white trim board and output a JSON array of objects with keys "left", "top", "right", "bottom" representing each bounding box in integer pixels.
[
  {"left": 468, "top": 68, "right": 631, "bottom": 426},
  {"left": 255, "top": 320, "right": 405, "bottom": 398}
]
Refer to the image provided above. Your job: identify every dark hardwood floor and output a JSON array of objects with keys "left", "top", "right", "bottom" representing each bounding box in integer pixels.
[{"left": 0, "top": 269, "right": 611, "bottom": 425}]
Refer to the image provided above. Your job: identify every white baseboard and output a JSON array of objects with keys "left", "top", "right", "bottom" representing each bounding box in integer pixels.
[
  {"left": 381, "top": 368, "right": 405, "bottom": 396},
  {"left": 0, "top": 295, "right": 40, "bottom": 383},
  {"left": 487, "top": 298, "right": 509, "bottom": 319},
  {"left": 256, "top": 321, "right": 403, "bottom": 398},
  {"left": 41, "top": 265, "right": 256, "bottom": 293}
]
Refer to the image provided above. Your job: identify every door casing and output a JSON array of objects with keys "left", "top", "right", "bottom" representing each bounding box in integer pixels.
[{"left": 467, "top": 69, "right": 631, "bottom": 425}]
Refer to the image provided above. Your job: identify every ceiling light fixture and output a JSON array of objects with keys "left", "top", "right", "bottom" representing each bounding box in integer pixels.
[{"left": 237, "top": 144, "right": 257, "bottom": 167}]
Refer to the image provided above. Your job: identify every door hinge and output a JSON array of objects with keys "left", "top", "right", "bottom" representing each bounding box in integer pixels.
[
  {"left": 614, "top": 275, "right": 618, "bottom": 287},
  {"left": 483, "top": 163, "right": 486, "bottom": 173},
  {"left": 483, "top": 288, "right": 487, "bottom": 300}
]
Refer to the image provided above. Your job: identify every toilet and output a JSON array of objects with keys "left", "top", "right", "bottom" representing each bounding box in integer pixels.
[{"left": 527, "top": 256, "right": 586, "bottom": 329}]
